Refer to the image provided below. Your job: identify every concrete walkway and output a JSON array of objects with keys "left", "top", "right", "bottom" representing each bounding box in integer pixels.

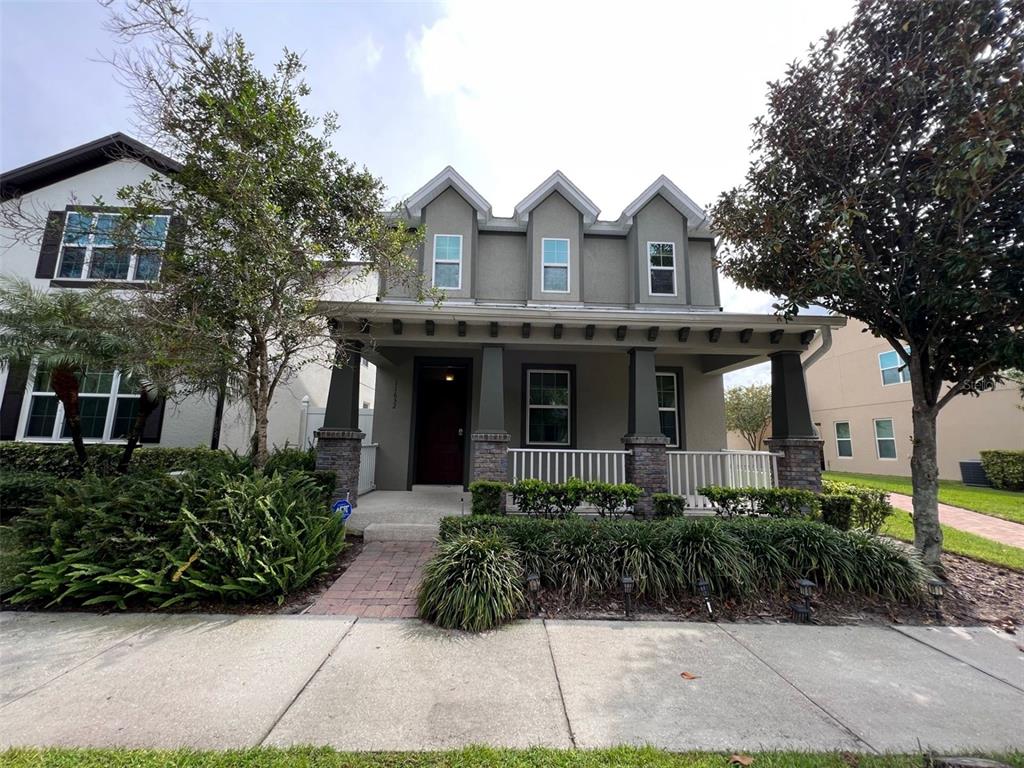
[
  {"left": 888, "top": 492, "right": 1024, "bottom": 548},
  {"left": 1, "top": 612, "right": 1022, "bottom": 753}
]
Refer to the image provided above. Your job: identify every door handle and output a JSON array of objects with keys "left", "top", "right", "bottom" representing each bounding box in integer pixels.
[{"left": 457, "top": 428, "right": 464, "bottom": 437}]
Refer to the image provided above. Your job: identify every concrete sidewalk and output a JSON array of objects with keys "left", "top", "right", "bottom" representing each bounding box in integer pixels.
[{"left": 1, "top": 612, "right": 1021, "bottom": 753}]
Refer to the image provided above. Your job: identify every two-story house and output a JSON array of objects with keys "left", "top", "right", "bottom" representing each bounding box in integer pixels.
[{"left": 315, "top": 167, "right": 845, "bottom": 515}]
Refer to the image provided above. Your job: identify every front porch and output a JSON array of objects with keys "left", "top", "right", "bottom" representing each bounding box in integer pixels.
[{"left": 313, "top": 306, "right": 840, "bottom": 516}]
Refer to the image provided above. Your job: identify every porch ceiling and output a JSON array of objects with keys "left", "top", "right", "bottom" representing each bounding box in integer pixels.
[{"left": 324, "top": 300, "right": 845, "bottom": 365}]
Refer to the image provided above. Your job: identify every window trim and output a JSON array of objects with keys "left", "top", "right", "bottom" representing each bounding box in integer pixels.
[
  {"left": 878, "top": 347, "right": 911, "bottom": 386},
  {"left": 432, "top": 233, "right": 463, "bottom": 291},
  {"left": 17, "top": 361, "right": 140, "bottom": 444},
  {"left": 873, "top": 417, "right": 898, "bottom": 461},
  {"left": 55, "top": 210, "right": 169, "bottom": 283},
  {"left": 834, "top": 420, "right": 853, "bottom": 459},
  {"left": 655, "top": 370, "right": 681, "bottom": 448},
  {"left": 522, "top": 365, "right": 575, "bottom": 447},
  {"left": 647, "top": 241, "right": 677, "bottom": 297},
  {"left": 540, "top": 237, "right": 571, "bottom": 294}
]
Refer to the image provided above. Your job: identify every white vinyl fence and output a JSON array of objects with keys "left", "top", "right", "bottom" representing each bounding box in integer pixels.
[
  {"left": 508, "top": 448, "right": 631, "bottom": 484},
  {"left": 358, "top": 443, "right": 377, "bottom": 495},
  {"left": 667, "top": 450, "right": 779, "bottom": 511}
]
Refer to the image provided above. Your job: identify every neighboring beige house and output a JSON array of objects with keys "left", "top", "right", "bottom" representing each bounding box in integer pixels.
[{"left": 805, "top": 318, "right": 1024, "bottom": 480}]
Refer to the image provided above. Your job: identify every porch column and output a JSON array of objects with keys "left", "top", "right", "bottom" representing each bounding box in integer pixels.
[
  {"left": 315, "top": 342, "right": 366, "bottom": 506},
  {"left": 765, "top": 350, "right": 823, "bottom": 493},
  {"left": 471, "top": 345, "right": 510, "bottom": 506},
  {"left": 622, "top": 347, "right": 669, "bottom": 520}
]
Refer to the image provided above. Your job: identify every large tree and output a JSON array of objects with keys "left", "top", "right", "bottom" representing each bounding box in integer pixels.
[
  {"left": 711, "top": 0, "right": 1023, "bottom": 567},
  {"left": 725, "top": 384, "right": 772, "bottom": 451},
  {"left": 104, "top": 0, "right": 424, "bottom": 465}
]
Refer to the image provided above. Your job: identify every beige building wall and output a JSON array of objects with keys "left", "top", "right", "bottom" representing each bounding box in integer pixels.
[{"left": 806, "top": 319, "right": 1024, "bottom": 479}]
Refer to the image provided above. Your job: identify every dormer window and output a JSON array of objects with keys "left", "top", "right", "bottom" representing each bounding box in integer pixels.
[
  {"left": 432, "top": 234, "right": 462, "bottom": 290},
  {"left": 648, "top": 242, "right": 676, "bottom": 295},
  {"left": 57, "top": 211, "right": 168, "bottom": 282},
  {"left": 541, "top": 238, "right": 569, "bottom": 293}
]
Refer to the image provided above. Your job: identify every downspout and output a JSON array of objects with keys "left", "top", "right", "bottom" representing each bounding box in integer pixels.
[{"left": 802, "top": 324, "right": 833, "bottom": 371}]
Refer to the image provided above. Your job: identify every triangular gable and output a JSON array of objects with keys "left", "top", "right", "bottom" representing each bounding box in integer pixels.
[
  {"left": 404, "top": 166, "right": 491, "bottom": 223},
  {"left": 513, "top": 170, "right": 600, "bottom": 225},
  {"left": 621, "top": 175, "right": 709, "bottom": 234}
]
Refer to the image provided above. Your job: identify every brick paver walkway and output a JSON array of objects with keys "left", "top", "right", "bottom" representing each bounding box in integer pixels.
[
  {"left": 305, "top": 541, "right": 434, "bottom": 618},
  {"left": 888, "top": 492, "right": 1024, "bottom": 548}
]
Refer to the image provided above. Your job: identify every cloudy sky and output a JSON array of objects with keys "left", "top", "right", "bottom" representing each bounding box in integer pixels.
[{"left": 1, "top": 0, "right": 855, "bottom": 386}]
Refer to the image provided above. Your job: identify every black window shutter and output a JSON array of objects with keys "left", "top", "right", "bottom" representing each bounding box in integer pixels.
[
  {"left": 140, "top": 397, "right": 166, "bottom": 443},
  {"left": 35, "top": 211, "right": 66, "bottom": 279},
  {"left": 0, "top": 361, "right": 31, "bottom": 440}
]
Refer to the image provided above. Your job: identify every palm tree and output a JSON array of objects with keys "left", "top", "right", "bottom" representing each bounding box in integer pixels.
[{"left": 0, "top": 277, "right": 131, "bottom": 467}]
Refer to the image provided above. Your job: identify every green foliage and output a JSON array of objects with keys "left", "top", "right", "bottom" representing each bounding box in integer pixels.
[
  {"left": 417, "top": 533, "right": 525, "bottom": 632},
  {"left": 980, "top": 450, "right": 1024, "bottom": 491},
  {"left": 699, "top": 486, "right": 819, "bottom": 519},
  {"left": 724, "top": 384, "right": 771, "bottom": 449},
  {"left": 651, "top": 493, "right": 688, "bottom": 518},
  {"left": 822, "top": 479, "right": 892, "bottom": 533},
  {"left": 8, "top": 470, "right": 345, "bottom": 609},
  {"left": 0, "top": 472, "right": 65, "bottom": 517},
  {"left": 585, "top": 482, "right": 643, "bottom": 518},
  {"left": 819, "top": 493, "right": 855, "bottom": 531},
  {"left": 508, "top": 478, "right": 642, "bottom": 518},
  {"left": 0, "top": 442, "right": 245, "bottom": 479},
  {"left": 468, "top": 480, "right": 506, "bottom": 516},
  {"left": 432, "top": 514, "right": 926, "bottom": 608},
  {"left": 263, "top": 445, "right": 316, "bottom": 475}
]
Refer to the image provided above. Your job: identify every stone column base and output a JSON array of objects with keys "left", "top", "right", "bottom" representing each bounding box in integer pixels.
[
  {"left": 766, "top": 437, "right": 823, "bottom": 493},
  {"left": 622, "top": 434, "right": 670, "bottom": 520},
  {"left": 315, "top": 428, "right": 365, "bottom": 507},
  {"left": 471, "top": 432, "right": 510, "bottom": 512}
]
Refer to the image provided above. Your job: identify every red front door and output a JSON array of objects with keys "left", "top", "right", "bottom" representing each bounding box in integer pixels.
[{"left": 414, "top": 362, "right": 468, "bottom": 485}]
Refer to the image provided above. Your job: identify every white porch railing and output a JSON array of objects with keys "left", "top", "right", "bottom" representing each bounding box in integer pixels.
[
  {"left": 667, "top": 450, "right": 779, "bottom": 511},
  {"left": 358, "top": 443, "right": 378, "bottom": 495},
  {"left": 508, "top": 448, "right": 630, "bottom": 484}
]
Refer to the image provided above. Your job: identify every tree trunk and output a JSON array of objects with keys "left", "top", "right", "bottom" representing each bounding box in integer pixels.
[
  {"left": 251, "top": 396, "right": 270, "bottom": 467},
  {"left": 50, "top": 364, "right": 88, "bottom": 468},
  {"left": 209, "top": 371, "right": 227, "bottom": 450},
  {"left": 117, "top": 389, "right": 159, "bottom": 474},
  {"left": 910, "top": 401, "right": 943, "bottom": 569}
]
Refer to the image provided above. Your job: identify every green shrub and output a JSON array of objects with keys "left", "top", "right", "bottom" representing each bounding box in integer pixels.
[
  {"left": 585, "top": 481, "right": 643, "bottom": 517},
  {"left": 821, "top": 479, "right": 892, "bottom": 533},
  {"left": 845, "top": 531, "right": 930, "bottom": 600},
  {"left": 980, "top": 450, "right": 1024, "bottom": 491},
  {"left": 606, "top": 519, "right": 680, "bottom": 600},
  {"left": 418, "top": 533, "right": 525, "bottom": 631},
  {"left": 468, "top": 480, "right": 506, "bottom": 516},
  {"left": 662, "top": 517, "right": 752, "bottom": 596},
  {"left": 700, "top": 486, "right": 820, "bottom": 519},
  {"left": 308, "top": 469, "right": 338, "bottom": 500},
  {"left": 820, "top": 493, "right": 855, "bottom": 530},
  {"left": 0, "top": 443, "right": 246, "bottom": 479},
  {"left": 263, "top": 445, "right": 316, "bottom": 475},
  {"left": 9, "top": 469, "right": 345, "bottom": 609},
  {"left": 549, "top": 518, "right": 613, "bottom": 601},
  {"left": 0, "top": 471, "right": 67, "bottom": 517},
  {"left": 508, "top": 478, "right": 587, "bottom": 518},
  {"left": 651, "top": 493, "right": 688, "bottom": 517}
]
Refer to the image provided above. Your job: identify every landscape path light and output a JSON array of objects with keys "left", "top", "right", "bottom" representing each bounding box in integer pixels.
[
  {"left": 621, "top": 575, "right": 634, "bottom": 619},
  {"left": 927, "top": 578, "right": 945, "bottom": 622}
]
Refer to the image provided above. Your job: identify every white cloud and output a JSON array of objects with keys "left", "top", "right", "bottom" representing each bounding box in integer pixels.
[
  {"left": 724, "top": 362, "right": 771, "bottom": 390},
  {"left": 407, "top": 0, "right": 855, "bottom": 313},
  {"left": 360, "top": 35, "right": 383, "bottom": 71}
]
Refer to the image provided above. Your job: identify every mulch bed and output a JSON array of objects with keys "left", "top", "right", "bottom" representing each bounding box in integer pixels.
[{"left": 529, "top": 552, "right": 1023, "bottom": 634}]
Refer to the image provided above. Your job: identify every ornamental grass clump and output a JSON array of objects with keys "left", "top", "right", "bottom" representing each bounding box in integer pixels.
[
  {"left": 417, "top": 533, "right": 525, "bottom": 632},
  {"left": 605, "top": 520, "right": 681, "bottom": 601},
  {"left": 549, "top": 519, "right": 614, "bottom": 601},
  {"left": 662, "top": 517, "right": 752, "bottom": 597}
]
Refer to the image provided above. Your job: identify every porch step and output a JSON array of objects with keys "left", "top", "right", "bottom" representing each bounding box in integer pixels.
[
  {"left": 363, "top": 522, "right": 439, "bottom": 542},
  {"left": 410, "top": 485, "right": 467, "bottom": 495}
]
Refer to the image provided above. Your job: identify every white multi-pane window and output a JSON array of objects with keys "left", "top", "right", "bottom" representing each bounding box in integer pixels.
[
  {"left": 432, "top": 234, "right": 462, "bottom": 290},
  {"left": 56, "top": 211, "right": 169, "bottom": 282},
  {"left": 656, "top": 372, "right": 680, "bottom": 448},
  {"left": 879, "top": 348, "right": 911, "bottom": 386},
  {"left": 526, "top": 369, "right": 571, "bottom": 445},
  {"left": 648, "top": 242, "right": 676, "bottom": 295},
  {"left": 21, "top": 365, "right": 141, "bottom": 442},
  {"left": 835, "top": 421, "right": 853, "bottom": 458},
  {"left": 541, "top": 238, "right": 570, "bottom": 293},
  {"left": 873, "top": 418, "right": 897, "bottom": 459}
]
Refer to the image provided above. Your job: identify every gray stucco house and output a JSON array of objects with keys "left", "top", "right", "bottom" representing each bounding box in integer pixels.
[{"left": 316, "top": 167, "right": 844, "bottom": 515}]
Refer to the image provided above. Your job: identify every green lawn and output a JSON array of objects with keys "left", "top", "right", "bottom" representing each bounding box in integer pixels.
[
  {"left": 881, "top": 509, "right": 1024, "bottom": 570},
  {"left": 2, "top": 748, "right": 1023, "bottom": 768},
  {"left": 825, "top": 471, "right": 1024, "bottom": 525}
]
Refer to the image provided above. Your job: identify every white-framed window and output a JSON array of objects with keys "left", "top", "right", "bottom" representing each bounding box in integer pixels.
[
  {"left": 541, "top": 238, "right": 570, "bottom": 293},
  {"left": 835, "top": 421, "right": 853, "bottom": 458},
  {"left": 20, "top": 364, "right": 142, "bottom": 442},
  {"left": 873, "top": 418, "right": 897, "bottom": 460},
  {"left": 647, "top": 241, "right": 676, "bottom": 296},
  {"left": 879, "top": 348, "right": 911, "bottom": 386},
  {"left": 525, "top": 368, "right": 571, "bottom": 446},
  {"left": 432, "top": 234, "right": 462, "bottom": 290},
  {"left": 656, "top": 371, "right": 680, "bottom": 448},
  {"left": 56, "top": 211, "right": 169, "bottom": 282}
]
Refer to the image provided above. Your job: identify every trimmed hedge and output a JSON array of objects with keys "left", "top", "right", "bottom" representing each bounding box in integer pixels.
[
  {"left": 0, "top": 442, "right": 245, "bottom": 479},
  {"left": 980, "top": 450, "right": 1024, "bottom": 491},
  {"left": 820, "top": 493, "right": 855, "bottom": 531},
  {"left": 437, "top": 515, "right": 927, "bottom": 607},
  {"left": 468, "top": 480, "right": 505, "bottom": 515},
  {"left": 0, "top": 471, "right": 66, "bottom": 518},
  {"left": 699, "top": 486, "right": 820, "bottom": 518},
  {"left": 506, "top": 478, "right": 643, "bottom": 518},
  {"left": 821, "top": 479, "right": 892, "bottom": 533}
]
